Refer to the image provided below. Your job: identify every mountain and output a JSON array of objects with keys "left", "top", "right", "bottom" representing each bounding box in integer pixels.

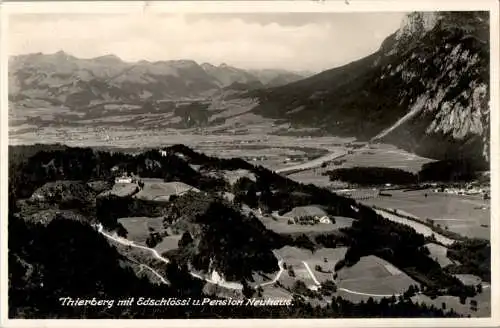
[
  {"left": 248, "top": 68, "right": 313, "bottom": 87},
  {"left": 200, "top": 62, "right": 262, "bottom": 87},
  {"left": 250, "top": 12, "right": 490, "bottom": 162},
  {"left": 9, "top": 144, "right": 485, "bottom": 318},
  {"left": 8, "top": 53, "right": 309, "bottom": 109}
]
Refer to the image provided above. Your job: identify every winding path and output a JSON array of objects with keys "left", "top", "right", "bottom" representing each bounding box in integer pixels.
[
  {"left": 138, "top": 264, "right": 170, "bottom": 285},
  {"left": 337, "top": 287, "right": 401, "bottom": 298},
  {"left": 302, "top": 260, "right": 406, "bottom": 298},
  {"left": 259, "top": 259, "right": 285, "bottom": 287},
  {"left": 95, "top": 223, "right": 283, "bottom": 291}
]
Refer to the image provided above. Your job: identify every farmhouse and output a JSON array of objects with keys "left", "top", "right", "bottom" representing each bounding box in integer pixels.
[
  {"left": 308, "top": 285, "right": 320, "bottom": 292},
  {"left": 115, "top": 172, "right": 138, "bottom": 184},
  {"left": 318, "top": 216, "right": 332, "bottom": 224},
  {"left": 284, "top": 206, "right": 333, "bottom": 225},
  {"left": 115, "top": 176, "right": 133, "bottom": 184}
]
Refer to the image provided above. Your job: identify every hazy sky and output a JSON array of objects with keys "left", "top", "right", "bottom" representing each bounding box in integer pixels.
[{"left": 8, "top": 12, "right": 406, "bottom": 72}]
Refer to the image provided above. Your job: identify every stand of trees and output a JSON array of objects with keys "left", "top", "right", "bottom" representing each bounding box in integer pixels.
[
  {"left": 325, "top": 167, "right": 418, "bottom": 185},
  {"left": 418, "top": 159, "right": 488, "bottom": 182},
  {"left": 446, "top": 239, "right": 491, "bottom": 282}
]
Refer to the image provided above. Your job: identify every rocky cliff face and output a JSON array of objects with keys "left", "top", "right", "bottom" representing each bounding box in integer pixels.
[
  {"left": 252, "top": 12, "right": 490, "bottom": 163},
  {"left": 374, "top": 12, "right": 490, "bottom": 162}
]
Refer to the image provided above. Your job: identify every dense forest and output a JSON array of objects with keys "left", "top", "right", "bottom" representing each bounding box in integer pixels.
[
  {"left": 8, "top": 144, "right": 486, "bottom": 318},
  {"left": 324, "top": 158, "right": 489, "bottom": 186},
  {"left": 325, "top": 167, "right": 418, "bottom": 185}
]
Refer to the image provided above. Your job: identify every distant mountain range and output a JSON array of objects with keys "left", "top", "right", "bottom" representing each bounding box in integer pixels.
[
  {"left": 8, "top": 52, "right": 311, "bottom": 107},
  {"left": 8, "top": 12, "right": 490, "bottom": 164},
  {"left": 249, "top": 12, "right": 490, "bottom": 162}
]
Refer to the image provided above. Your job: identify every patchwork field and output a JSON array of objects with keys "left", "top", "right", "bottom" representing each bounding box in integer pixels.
[
  {"left": 284, "top": 143, "right": 433, "bottom": 188},
  {"left": 361, "top": 189, "right": 490, "bottom": 240},
  {"left": 117, "top": 217, "right": 165, "bottom": 244}
]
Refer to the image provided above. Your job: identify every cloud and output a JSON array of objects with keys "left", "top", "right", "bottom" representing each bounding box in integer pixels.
[{"left": 8, "top": 12, "right": 406, "bottom": 72}]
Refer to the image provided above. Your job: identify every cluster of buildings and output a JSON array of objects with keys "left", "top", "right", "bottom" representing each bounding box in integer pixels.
[
  {"left": 111, "top": 167, "right": 139, "bottom": 184},
  {"left": 287, "top": 215, "right": 332, "bottom": 225},
  {"left": 432, "top": 185, "right": 490, "bottom": 198}
]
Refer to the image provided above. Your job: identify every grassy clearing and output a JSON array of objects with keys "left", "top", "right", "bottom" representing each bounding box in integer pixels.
[
  {"left": 336, "top": 255, "right": 418, "bottom": 296},
  {"left": 134, "top": 181, "right": 199, "bottom": 202},
  {"left": 361, "top": 189, "right": 490, "bottom": 240},
  {"left": 222, "top": 169, "right": 257, "bottom": 185},
  {"left": 412, "top": 288, "right": 491, "bottom": 317},
  {"left": 306, "top": 247, "right": 348, "bottom": 283},
  {"left": 373, "top": 208, "right": 456, "bottom": 246},
  {"left": 274, "top": 246, "right": 312, "bottom": 262},
  {"left": 425, "top": 243, "right": 455, "bottom": 268},
  {"left": 338, "top": 144, "right": 434, "bottom": 174},
  {"left": 259, "top": 215, "right": 354, "bottom": 234},
  {"left": 154, "top": 235, "right": 182, "bottom": 254},
  {"left": 260, "top": 285, "right": 293, "bottom": 299},
  {"left": 117, "top": 217, "right": 164, "bottom": 244},
  {"left": 453, "top": 274, "right": 482, "bottom": 286},
  {"left": 101, "top": 182, "right": 138, "bottom": 197}
]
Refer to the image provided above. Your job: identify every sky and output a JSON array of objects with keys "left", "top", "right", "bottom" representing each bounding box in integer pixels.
[{"left": 8, "top": 12, "right": 407, "bottom": 72}]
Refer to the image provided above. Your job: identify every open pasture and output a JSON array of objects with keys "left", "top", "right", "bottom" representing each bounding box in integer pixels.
[
  {"left": 336, "top": 143, "right": 434, "bottom": 174},
  {"left": 117, "top": 216, "right": 164, "bottom": 244},
  {"left": 425, "top": 243, "right": 456, "bottom": 268},
  {"left": 100, "top": 182, "right": 138, "bottom": 197},
  {"left": 259, "top": 214, "right": 354, "bottom": 234},
  {"left": 134, "top": 181, "right": 199, "bottom": 202},
  {"left": 306, "top": 247, "right": 348, "bottom": 283},
  {"left": 336, "top": 255, "right": 418, "bottom": 297},
  {"left": 361, "top": 189, "right": 490, "bottom": 240},
  {"left": 154, "top": 235, "right": 182, "bottom": 254},
  {"left": 453, "top": 274, "right": 482, "bottom": 287},
  {"left": 412, "top": 288, "right": 491, "bottom": 317}
]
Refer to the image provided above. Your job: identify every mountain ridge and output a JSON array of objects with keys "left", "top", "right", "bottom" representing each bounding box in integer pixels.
[
  {"left": 9, "top": 51, "right": 310, "bottom": 107},
  {"left": 248, "top": 12, "right": 490, "bottom": 163}
]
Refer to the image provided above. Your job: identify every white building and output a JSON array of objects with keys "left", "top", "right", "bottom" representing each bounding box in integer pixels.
[
  {"left": 308, "top": 285, "right": 320, "bottom": 292},
  {"left": 115, "top": 177, "right": 132, "bottom": 184},
  {"left": 318, "top": 216, "right": 332, "bottom": 224}
]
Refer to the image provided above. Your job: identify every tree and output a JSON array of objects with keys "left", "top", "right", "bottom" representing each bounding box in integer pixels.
[
  {"left": 315, "top": 265, "right": 323, "bottom": 272},
  {"left": 288, "top": 266, "right": 295, "bottom": 278},
  {"left": 293, "top": 280, "right": 308, "bottom": 295},
  {"left": 146, "top": 232, "right": 162, "bottom": 248},
  {"left": 178, "top": 231, "right": 193, "bottom": 248},
  {"left": 476, "top": 283, "right": 483, "bottom": 294},
  {"left": 242, "top": 280, "right": 254, "bottom": 298},
  {"left": 442, "top": 302, "right": 446, "bottom": 310}
]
